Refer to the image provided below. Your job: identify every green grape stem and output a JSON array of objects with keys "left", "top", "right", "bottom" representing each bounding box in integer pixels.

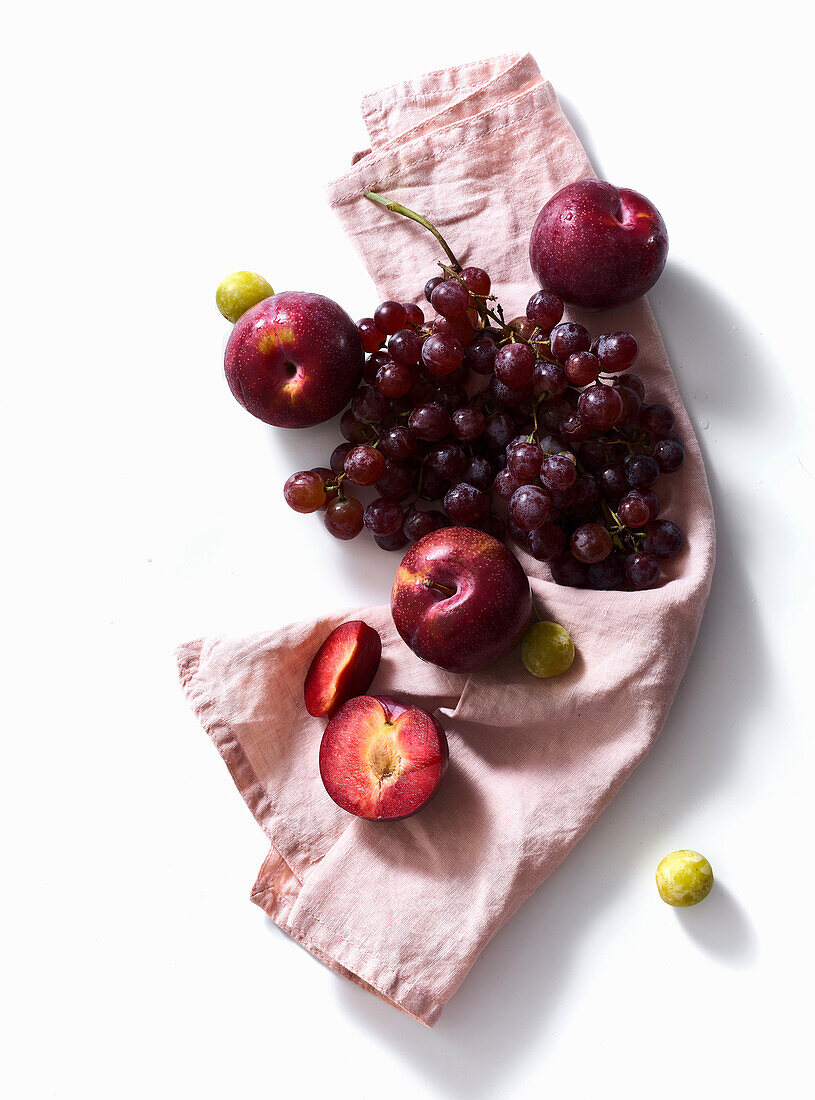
[{"left": 364, "top": 192, "right": 462, "bottom": 271}]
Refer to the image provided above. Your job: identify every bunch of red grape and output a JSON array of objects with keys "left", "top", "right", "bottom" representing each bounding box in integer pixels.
[{"left": 283, "top": 265, "right": 685, "bottom": 590}]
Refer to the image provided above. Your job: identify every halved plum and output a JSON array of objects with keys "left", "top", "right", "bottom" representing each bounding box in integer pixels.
[
  {"left": 319, "top": 695, "right": 448, "bottom": 820},
  {"left": 303, "top": 621, "right": 382, "bottom": 718}
]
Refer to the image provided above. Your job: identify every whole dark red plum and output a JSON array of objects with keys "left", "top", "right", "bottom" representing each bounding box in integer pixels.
[
  {"left": 224, "top": 291, "right": 363, "bottom": 428},
  {"left": 391, "top": 526, "right": 531, "bottom": 673},
  {"left": 529, "top": 180, "right": 668, "bottom": 310}
]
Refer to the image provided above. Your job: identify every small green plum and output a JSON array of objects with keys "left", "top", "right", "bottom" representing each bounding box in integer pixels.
[
  {"left": 656, "top": 850, "right": 714, "bottom": 907},
  {"left": 521, "top": 620, "right": 575, "bottom": 678},
  {"left": 216, "top": 271, "right": 274, "bottom": 323}
]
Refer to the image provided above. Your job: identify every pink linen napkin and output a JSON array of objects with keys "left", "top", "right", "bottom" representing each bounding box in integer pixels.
[{"left": 177, "top": 53, "right": 715, "bottom": 1027}]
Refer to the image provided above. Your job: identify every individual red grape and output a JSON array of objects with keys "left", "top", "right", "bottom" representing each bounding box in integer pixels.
[
  {"left": 464, "top": 335, "right": 497, "bottom": 375},
  {"left": 404, "top": 507, "right": 440, "bottom": 541},
  {"left": 283, "top": 470, "right": 326, "bottom": 513},
  {"left": 461, "top": 267, "right": 491, "bottom": 296},
  {"left": 494, "top": 342, "right": 535, "bottom": 389},
  {"left": 324, "top": 496, "right": 364, "bottom": 540},
  {"left": 614, "top": 381, "right": 643, "bottom": 425},
  {"left": 463, "top": 455, "right": 495, "bottom": 492},
  {"left": 640, "top": 403, "right": 676, "bottom": 440},
  {"left": 564, "top": 351, "right": 601, "bottom": 387},
  {"left": 494, "top": 467, "right": 524, "bottom": 500},
  {"left": 379, "top": 425, "right": 417, "bottom": 461},
  {"left": 483, "top": 412, "right": 516, "bottom": 452},
  {"left": 374, "top": 301, "right": 408, "bottom": 336},
  {"left": 330, "top": 442, "right": 354, "bottom": 475},
  {"left": 424, "top": 276, "right": 443, "bottom": 303},
  {"left": 640, "top": 488, "right": 661, "bottom": 520},
  {"left": 624, "top": 552, "right": 661, "bottom": 589},
  {"left": 538, "top": 433, "right": 565, "bottom": 455},
  {"left": 551, "top": 553, "right": 588, "bottom": 588},
  {"left": 600, "top": 463, "right": 629, "bottom": 500},
  {"left": 509, "top": 485, "right": 551, "bottom": 531},
  {"left": 532, "top": 359, "right": 568, "bottom": 398},
  {"left": 587, "top": 554, "right": 625, "bottom": 590},
  {"left": 363, "top": 496, "right": 404, "bottom": 537},
  {"left": 431, "top": 279, "right": 470, "bottom": 320},
  {"left": 375, "top": 527, "right": 409, "bottom": 552},
  {"left": 616, "top": 373, "right": 645, "bottom": 400},
  {"left": 444, "top": 483, "right": 487, "bottom": 523},
  {"left": 421, "top": 332, "right": 464, "bottom": 375},
  {"left": 352, "top": 385, "right": 389, "bottom": 425},
  {"left": 451, "top": 405, "right": 485, "bottom": 442},
  {"left": 427, "top": 443, "right": 468, "bottom": 482},
  {"left": 540, "top": 452, "right": 577, "bottom": 492},
  {"left": 643, "top": 520, "right": 685, "bottom": 558},
  {"left": 570, "top": 523, "right": 612, "bottom": 563},
  {"left": 625, "top": 453, "right": 660, "bottom": 489},
  {"left": 357, "top": 317, "right": 385, "bottom": 353},
  {"left": 340, "top": 409, "right": 375, "bottom": 444},
  {"left": 344, "top": 444, "right": 386, "bottom": 486},
  {"left": 409, "top": 402, "right": 452, "bottom": 442},
  {"left": 527, "top": 521, "right": 566, "bottom": 561},
  {"left": 507, "top": 441, "right": 544, "bottom": 480},
  {"left": 654, "top": 438, "right": 685, "bottom": 472},
  {"left": 376, "top": 360, "right": 412, "bottom": 398},
  {"left": 595, "top": 331, "right": 638, "bottom": 373},
  {"left": 618, "top": 490, "right": 652, "bottom": 528},
  {"left": 507, "top": 317, "right": 537, "bottom": 341},
  {"left": 550, "top": 322, "right": 591, "bottom": 362},
  {"left": 577, "top": 383, "right": 624, "bottom": 430},
  {"left": 402, "top": 302, "right": 424, "bottom": 326},
  {"left": 376, "top": 459, "right": 415, "bottom": 501},
  {"left": 526, "top": 289, "right": 564, "bottom": 330},
  {"left": 388, "top": 327, "right": 423, "bottom": 366}
]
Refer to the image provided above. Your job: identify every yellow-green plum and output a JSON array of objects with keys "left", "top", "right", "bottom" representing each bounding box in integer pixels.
[
  {"left": 216, "top": 270, "right": 274, "bottom": 323},
  {"left": 224, "top": 291, "right": 363, "bottom": 429},
  {"left": 521, "top": 620, "right": 575, "bottom": 677},
  {"left": 656, "top": 850, "right": 714, "bottom": 907}
]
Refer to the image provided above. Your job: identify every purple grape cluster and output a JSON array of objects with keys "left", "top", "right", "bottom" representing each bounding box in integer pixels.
[{"left": 283, "top": 267, "right": 686, "bottom": 589}]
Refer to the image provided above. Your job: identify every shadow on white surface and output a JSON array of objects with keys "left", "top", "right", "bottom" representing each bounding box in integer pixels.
[
  {"left": 676, "top": 884, "right": 758, "bottom": 966},
  {"left": 558, "top": 93, "right": 606, "bottom": 177},
  {"left": 324, "top": 263, "right": 778, "bottom": 1096}
]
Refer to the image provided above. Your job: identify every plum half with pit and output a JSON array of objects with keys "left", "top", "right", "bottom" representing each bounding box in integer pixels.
[{"left": 319, "top": 695, "right": 448, "bottom": 820}]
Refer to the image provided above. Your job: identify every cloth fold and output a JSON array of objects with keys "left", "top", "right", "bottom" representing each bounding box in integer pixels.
[{"left": 178, "top": 53, "right": 715, "bottom": 1027}]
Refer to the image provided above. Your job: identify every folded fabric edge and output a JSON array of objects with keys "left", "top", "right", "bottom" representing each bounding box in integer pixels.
[
  {"left": 327, "top": 78, "right": 557, "bottom": 209},
  {"left": 174, "top": 640, "right": 442, "bottom": 1028},
  {"left": 175, "top": 639, "right": 275, "bottom": 837},
  {"left": 250, "top": 847, "right": 442, "bottom": 1028}
]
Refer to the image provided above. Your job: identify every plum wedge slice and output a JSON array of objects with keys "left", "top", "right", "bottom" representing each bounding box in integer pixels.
[{"left": 303, "top": 621, "right": 382, "bottom": 718}]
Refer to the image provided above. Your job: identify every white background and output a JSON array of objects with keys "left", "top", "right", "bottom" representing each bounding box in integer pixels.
[{"left": 3, "top": 2, "right": 813, "bottom": 1097}]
